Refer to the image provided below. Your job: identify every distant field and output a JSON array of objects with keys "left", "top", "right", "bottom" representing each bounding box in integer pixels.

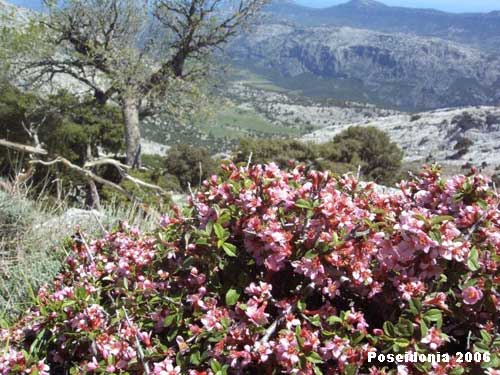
[
  {"left": 142, "top": 102, "right": 308, "bottom": 154},
  {"left": 204, "top": 107, "right": 304, "bottom": 137}
]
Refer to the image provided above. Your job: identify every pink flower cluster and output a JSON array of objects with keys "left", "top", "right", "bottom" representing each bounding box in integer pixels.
[{"left": 1, "top": 163, "right": 499, "bottom": 374}]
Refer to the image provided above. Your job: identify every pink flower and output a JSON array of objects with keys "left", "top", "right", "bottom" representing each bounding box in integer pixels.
[
  {"left": 320, "top": 336, "right": 349, "bottom": 360},
  {"left": 245, "top": 282, "right": 273, "bottom": 301},
  {"left": 462, "top": 286, "right": 483, "bottom": 305},
  {"left": 276, "top": 335, "right": 300, "bottom": 368},
  {"left": 292, "top": 257, "right": 325, "bottom": 283},
  {"left": 245, "top": 298, "right": 269, "bottom": 326},
  {"left": 86, "top": 357, "right": 99, "bottom": 371},
  {"left": 253, "top": 341, "right": 273, "bottom": 362},
  {"left": 423, "top": 293, "right": 449, "bottom": 310},
  {"left": 421, "top": 327, "right": 445, "bottom": 350},
  {"left": 152, "top": 358, "right": 181, "bottom": 375}
]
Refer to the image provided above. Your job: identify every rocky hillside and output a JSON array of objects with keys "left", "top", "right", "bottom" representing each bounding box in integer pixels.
[
  {"left": 265, "top": 0, "right": 500, "bottom": 50},
  {"left": 303, "top": 106, "right": 500, "bottom": 166},
  {"left": 229, "top": 23, "right": 500, "bottom": 110}
]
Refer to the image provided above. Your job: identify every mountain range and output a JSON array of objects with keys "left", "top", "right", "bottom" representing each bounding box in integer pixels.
[
  {"left": 229, "top": 23, "right": 500, "bottom": 110},
  {"left": 226, "top": 0, "right": 500, "bottom": 110},
  {"left": 3, "top": 0, "right": 500, "bottom": 111},
  {"left": 265, "top": 0, "right": 500, "bottom": 49}
]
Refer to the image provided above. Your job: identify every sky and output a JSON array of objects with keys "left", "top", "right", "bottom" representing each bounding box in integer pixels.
[
  {"left": 294, "top": 0, "right": 500, "bottom": 13},
  {"left": 8, "top": 0, "right": 500, "bottom": 13}
]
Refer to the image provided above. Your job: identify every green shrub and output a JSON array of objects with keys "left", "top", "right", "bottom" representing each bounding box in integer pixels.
[
  {"left": 164, "top": 144, "right": 217, "bottom": 191},
  {"left": 0, "top": 188, "right": 161, "bottom": 322},
  {"left": 233, "top": 126, "right": 403, "bottom": 185},
  {"left": 1, "top": 165, "right": 498, "bottom": 374},
  {"left": 322, "top": 126, "right": 404, "bottom": 185},
  {"left": 233, "top": 138, "right": 317, "bottom": 167}
]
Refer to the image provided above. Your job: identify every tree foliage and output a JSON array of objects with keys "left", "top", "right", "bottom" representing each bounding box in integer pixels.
[
  {"left": 0, "top": 83, "right": 123, "bottom": 162},
  {"left": 0, "top": 82, "right": 124, "bottom": 202},
  {"left": 234, "top": 126, "right": 404, "bottom": 185},
  {"left": 17, "top": 0, "right": 266, "bottom": 166},
  {"left": 164, "top": 143, "right": 217, "bottom": 191},
  {"left": 322, "top": 126, "right": 404, "bottom": 185}
]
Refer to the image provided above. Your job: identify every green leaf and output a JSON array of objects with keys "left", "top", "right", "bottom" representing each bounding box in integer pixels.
[
  {"left": 420, "top": 320, "right": 429, "bottom": 338},
  {"left": 306, "top": 352, "right": 323, "bottom": 364},
  {"left": 383, "top": 321, "right": 396, "bottom": 337},
  {"left": 423, "top": 309, "right": 442, "bottom": 322},
  {"left": 225, "top": 288, "right": 240, "bottom": 306},
  {"left": 210, "top": 359, "right": 222, "bottom": 372},
  {"left": 327, "top": 315, "right": 342, "bottom": 325},
  {"left": 467, "top": 247, "right": 480, "bottom": 272},
  {"left": 477, "top": 199, "right": 488, "bottom": 210},
  {"left": 449, "top": 367, "right": 464, "bottom": 375},
  {"left": 214, "top": 223, "right": 225, "bottom": 240},
  {"left": 344, "top": 364, "right": 357, "bottom": 375},
  {"left": 428, "top": 230, "right": 442, "bottom": 243},
  {"left": 351, "top": 331, "right": 366, "bottom": 344},
  {"left": 196, "top": 237, "right": 209, "bottom": 245},
  {"left": 303, "top": 249, "right": 317, "bottom": 259},
  {"left": 423, "top": 309, "right": 442, "bottom": 328},
  {"left": 222, "top": 242, "right": 237, "bottom": 257},
  {"left": 482, "top": 353, "right": 499, "bottom": 368},
  {"left": 190, "top": 351, "right": 202, "bottom": 366},
  {"left": 480, "top": 329, "right": 492, "bottom": 344},
  {"left": 431, "top": 215, "right": 455, "bottom": 225},
  {"left": 309, "top": 315, "right": 322, "bottom": 327},
  {"left": 408, "top": 299, "right": 419, "bottom": 315},
  {"left": 205, "top": 221, "right": 213, "bottom": 235},
  {"left": 295, "top": 199, "right": 313, "bottom": 209},
  {"left": 394, "top": 338, "right": 410, "bottom": 348},
  {"left": 163, "top": 314, "right": 176, "bottom": 327},
  {"left": 396, "top": 318, "right": 414, "bottom": 337}
]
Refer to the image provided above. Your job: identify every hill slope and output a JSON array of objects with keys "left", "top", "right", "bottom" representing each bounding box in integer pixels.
[
  {"left": 229, "top": 24, "right": 500, "bottom": 110},
  {"left": 303, "top": 106, "right": 500, "bottom": 166},
  {"left": 265, "top": 0, "right": 500, "bottom": 50}
]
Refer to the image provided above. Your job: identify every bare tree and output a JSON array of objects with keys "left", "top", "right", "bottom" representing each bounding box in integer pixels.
[{"left": 24, "top": 0, "right": 266, "bottom": 167}]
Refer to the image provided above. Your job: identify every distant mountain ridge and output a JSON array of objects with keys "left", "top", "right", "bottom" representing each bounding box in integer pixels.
[
  {"left": 265, "top": 0, "right": 500, "bottom": 49},
  {"left": 229, "top": 23, "right": 500, "bottom": 110}
]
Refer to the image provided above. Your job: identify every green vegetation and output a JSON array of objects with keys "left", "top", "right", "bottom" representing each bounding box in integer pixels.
[
  {"left": 233, "top": 126, "right": 404, "bottom": 185},
  {"left": 234, "top": 138, "right": 317, "bottom": 167},
  {"left": 164, "top": 144, "right": 218, "bottom": 191},
  {"left": 0, "top": 187, "right": 161, "bottom": 321},
  {"left": 323, "top": 126, "right": 404, "bottom": 185},
  {"left": 0, "top": 83, "right": 123, "bottom": 163},
  {"left": 208, "top": 107, "right": 303, "bottom": 137},
  {"left": 142, "top": 103, "right": 310, "bottom": 154}
]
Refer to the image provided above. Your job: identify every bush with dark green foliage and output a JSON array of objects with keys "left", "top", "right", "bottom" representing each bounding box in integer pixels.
[
  {"left": 234, "top": 138, "right": 316, "bottom": 167},
  {"left": 0, "top": 83, "right": 123, "bottom": 165},
  {"left": 164, "top": 144, "right": 217, "bottom": 191},
  {"left": 323, "top": 126, "right": 404, "bottom": 185},
  {"left": 234, "top": 126, "right": 403, "bottom": 185},
  {"left": 450, "top": 136, "right": 474, "bottom": 160},
  {"left": 0, "top": 82, "right": 124, "bottom": 203}
]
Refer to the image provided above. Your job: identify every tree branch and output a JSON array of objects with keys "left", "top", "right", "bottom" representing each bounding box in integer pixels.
[
  {"left": 30, "top": 157, "right": 136, "bottom": 201},
  {"left": 0, "top": 139, "right": 169, "bottom": 202},
  {"left": 0, "top": 139, "right": 48, "bottom": 156}
]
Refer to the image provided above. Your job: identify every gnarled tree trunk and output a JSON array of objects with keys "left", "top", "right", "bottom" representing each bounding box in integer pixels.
[{"left": 122, "top": 97, "right": 141, "bottom": 168}]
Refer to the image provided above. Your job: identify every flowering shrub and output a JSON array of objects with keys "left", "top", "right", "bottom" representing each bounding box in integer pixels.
[{"left": 1, "top": 163, "right": 499, "bottom": 374}]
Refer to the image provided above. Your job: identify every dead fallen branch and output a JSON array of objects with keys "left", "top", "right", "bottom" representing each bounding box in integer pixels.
[
  {"left": 0, "top": 138, "right": 168, "bottom": 203},
  {"left": 30, "top": 157, "right": 136, "bottom": 202},
  {"left": 85, "top": 157, "right": 168, "bottom": 194},
  {"left": 0, "top": 139, "right": 48, "bottom": 156}
]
